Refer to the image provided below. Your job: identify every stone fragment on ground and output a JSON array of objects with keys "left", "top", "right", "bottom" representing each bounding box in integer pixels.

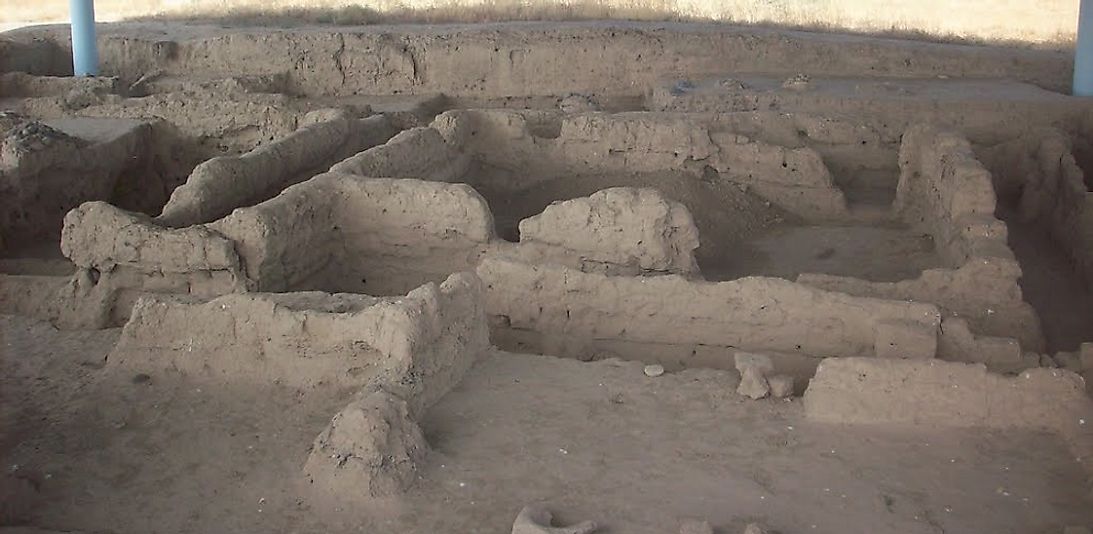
[
  {"left": 643, "top": 364, "right": 665, "bottom": 377},
  {"left": 735, "top": 352, "right": 774, "bottom": 399},
  {"left": 511, "top": 505, "right": 598, "bottom": 534}
]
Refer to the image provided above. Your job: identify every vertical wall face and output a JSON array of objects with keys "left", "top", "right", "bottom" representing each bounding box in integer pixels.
[
  {"left": 13, "top": 24, "right": 1069, "bottom": 95},
  {"left": 104, "top": 270, "right": 491, "bottom": 501},
  {"left": 801, "top": 125, "right": 1045, "bottom": 351},
  {"left": 981, "top": 129, "right": 1093, "bottom": 291},
  {"left": 477, "top": 255, "right": 942, "bottom": 368},
  {"left": 0, "top": 116, "right": 154, "bottom": 251},
  {"left": 210, "top": 173, "right": 497, "bottom": 297},
  {"left": 56, "top": 201, "right": 248, "bottom": 328},
  {"left": 514, "top": 187, "right": 701, "bottom": 275},
  {"left": 329, "top": 126, "right": 471, "bottom": 183},
  {"left": 106, "top": 271, "right": 490, "bottom": 408},
  {"left": 895, "top": 125, "right": 1010, "bottom": 267},
  {"left": 433, "top": 109, "right": 849, "bottom": 221},
  {"left": 157, "top": 113, "right": 401, "bottom": 227},
  {"left": 804, "top": 358, "right": 1093, "bottom": 474}
]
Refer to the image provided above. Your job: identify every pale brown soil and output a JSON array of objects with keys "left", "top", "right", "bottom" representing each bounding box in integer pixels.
[{"left": 3, "top": 315, "right": 1092, "bottom": 533}]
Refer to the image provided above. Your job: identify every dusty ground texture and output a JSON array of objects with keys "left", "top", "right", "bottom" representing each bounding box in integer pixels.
[
  {"left": 2, "top": 19, "right": 1093, "bottom": 534},
  {"left": 2, "top": 315, "right": 1092, "bottom": 534}
]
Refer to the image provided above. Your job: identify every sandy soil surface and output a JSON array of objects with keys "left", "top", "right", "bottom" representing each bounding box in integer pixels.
[
  {"left": 3, "top": 314, "right": 1091, "bottom": 533},
  {"left": 716, "top": 223, "right": 939, "bottom": 282}
]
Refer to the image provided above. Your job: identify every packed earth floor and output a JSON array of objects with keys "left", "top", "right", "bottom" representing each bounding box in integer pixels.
[{"left": 1, "top": 19, "right": 1093, "bottom": 534}]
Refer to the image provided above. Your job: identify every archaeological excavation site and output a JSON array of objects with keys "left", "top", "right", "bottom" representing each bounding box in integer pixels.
[{"left": 2, "top": 17, "right": 1093, "bottom": 534}]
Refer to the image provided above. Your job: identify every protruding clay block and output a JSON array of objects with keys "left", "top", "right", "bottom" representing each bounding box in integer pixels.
[
  {"left": 977, "top": 336, "right": 1023, "bottom": 372},
  {"left": 1081, "top": 342, "right": 1093, "bottom": 371},
  {"left": 874, "top": 320, "right": 936, "bottom": 359},
  {"left": 517, "top": 187, "right": 700, "bottom": 275},
  {"left": 303, "top": 390, "right": 428, "bottom": 499}
]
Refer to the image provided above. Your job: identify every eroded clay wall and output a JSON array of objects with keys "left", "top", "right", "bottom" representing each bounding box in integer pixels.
[
  {"left": 434, "top": 109, "right": 849, "bottom": 220},
  {"left": 509, "top": 187, "right": 700, "bottom": 276},
  {"left": 6, "top": 23, "right": 1070, "bottom": 96},
  {"left": 210, "top": 173, "right": 496, "bottom": 296},
  {"left": 804, "top": 357, "right": 1093, "bottom": 478},
  {"left": 477, "top": 255, "right": 943, "bottom": 367},
  {"left": 157, "top": 112, "right": 400, "bottom": 227},
  {"left": 0, "top": 115, "right": 153, "bottom": 250},
  {"left": 894, "top": 125, "right": 1010, "bottom": 265},
  {"left": 52, "top": 165, "right": 707, "bottom": 327},
  {"left": 980, "top": 128, "right": 1093, "bottom": 290},
  {"left": 57, "top": 202, "right": 248, "bottom": 328},
  {"left": 0, "top": 72, "right": 120, "bottom": 98},
  {"left": 107, "top": 271, "right": 489, "bottom": 413},
  {"left": 330, "top": 126, "right": 470, "bottom": 183},
  {"left": 799, "top": 125, "right": 1044, "bottom": 351},
  {"left": 649, "top": 76, "right": 1093, "bottom": 148}
]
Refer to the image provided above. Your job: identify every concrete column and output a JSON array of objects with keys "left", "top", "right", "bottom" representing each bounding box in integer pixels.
[
  {"left": 1076, "top": 0, "right": 1093, "bottom": 96},
  {"left": 69, "top": 0, "right": 99, "bottom": 76}
]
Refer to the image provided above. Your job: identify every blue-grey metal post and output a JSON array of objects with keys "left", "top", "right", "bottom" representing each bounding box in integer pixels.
[
  {"left": 70, "top": 0, "right": 99, "bottom": 77},
  {"left": 1076, "top": 0, "right": 1093, "bottom": 95}
]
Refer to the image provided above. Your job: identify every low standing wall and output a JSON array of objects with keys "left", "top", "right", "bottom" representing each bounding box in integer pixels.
[
  {"left": 107, "top": 271, "right": 491, "bottom": 500},
  {"left": 210, "top": 173, "right": 497, "bottom": 296},
  {"left": 108, "top": 272, "right": 489, "bottom": 413},
  {"left": 157, "top": 112, "right": 400, "bottom": 227},
  {"left": 433, "top": 109, "right": 849, "bottom": 220},
  {"left": 805, "top": 357, "right": 1093, "bottom": 483},
  {"left": 57, "top": 202, "right": 248, "bottom": 328},
  {"left": 799, "top": 125, "right": 1044, "bottom": 351},
  {"left": 980, "top": 128, "right": 1093, "bottom": 291},
  {"left": 478, "top": 255, "right": 943, "bottom": 369},
  {"left": 1, "top": 116, "right": 152, "bottom": 251}
]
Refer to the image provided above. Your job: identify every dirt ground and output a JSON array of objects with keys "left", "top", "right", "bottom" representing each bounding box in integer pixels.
[
  {"left": 3, "top": 19, "right": 1093, "bottom": 534},
  {"left": 3, "top": 315, "right": 1091, "bottom": 534}
]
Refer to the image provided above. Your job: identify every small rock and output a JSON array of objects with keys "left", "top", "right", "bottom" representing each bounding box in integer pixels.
[
  {"left": 737, "top": 368, "right": 770, "bottom": 400},
  {"left": 744, "top": 523, "right": 770, "bottom": 534},
  {"left": 643, "top": 364, "right": 665, "bottom": 377},
  {"left": 131, "top": 373, "right": 152, "bottom": 384},
  {"left": 512, "top": 505, "right": 598, "bottom": 534},
  {"left": 679, "top": 519, "right": 713, "bottom": 534},
  {"left": 768, "top": 374, "right": 795, "bottom": 398}
]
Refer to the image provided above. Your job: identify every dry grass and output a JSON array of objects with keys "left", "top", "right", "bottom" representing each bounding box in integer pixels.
[{"left": 1, "top": 0, "right": 1078, "bottom": 49}]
